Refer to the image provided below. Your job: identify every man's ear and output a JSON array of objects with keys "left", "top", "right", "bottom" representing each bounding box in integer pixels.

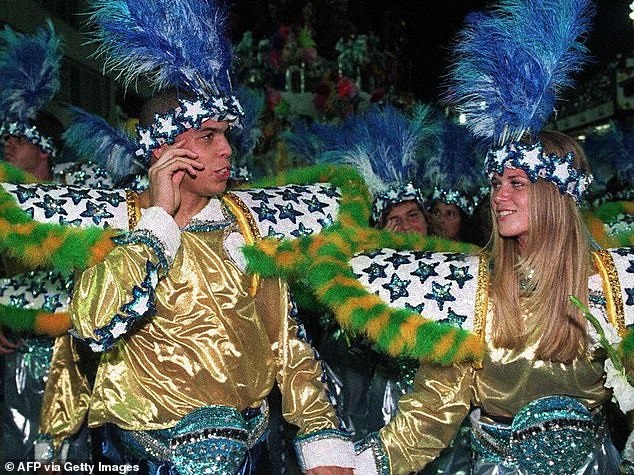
[{"left": 150, "top": 143, "right": 168, "bottom": 165}]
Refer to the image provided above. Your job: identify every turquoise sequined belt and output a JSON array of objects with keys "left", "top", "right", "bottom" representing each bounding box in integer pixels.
[
  {"left": 469, "top": 396, "right": 607, "bottom": 475},
  {"left": 120, "top": 402, "right": 269, "bottom": 474}
]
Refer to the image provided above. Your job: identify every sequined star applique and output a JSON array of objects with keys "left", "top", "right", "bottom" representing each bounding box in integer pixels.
[
  {"left": 439, "top": 307, "right": 467, "bottom": 327},
  {"left": 279, "top": 188, "right": 303, "bottom": 204},
  {"left": 10, "top": 294, "right": 28, "bottom": 307},
  {"left": 626, "top": 288, "right": 634, "bottom": 306},
  {"left": 302, "top": 195, "right": 329, "bottom": 214},
  {"left": 14, "top": 185, "right": 39, "bottom": 203},
  {"left": 249, "top": 190, "right": 275, "bottom": 203},
  {"left": 80, "top": 201, "right": 114, "bottom": 225},
  {"left": 26, "top": 280, "right": 47, "bottom": 298},
  {"left": 59, "top": 216, "right": 83, "bottom": 227},
  {"left": 405, "top": 302, "right": 425, "bottom": 314},
  {"left": 411, "top": 250, "right": 434, "bottom": 260},
  {"left": 60, "top": 188, "right": 92, "bottom": 205},
  {"left": 276, "top": 203, "right": 303, "bottom": 224},
  {"left": 96, "top": 190, "right": 126, "bottom": 207},
  {"left": 35, "top": 195, "right": 68, "bottom": 219},
  {"left": 42, "top": 293, "right": 63, "bottom": 312},
  {"left": 424, "top": 282, "right": 456, "bottom": 311},
  {"left": 364, "top": 249, "right": 386, "bottom": 259},
  {"left": 109, "top": 319, "right": 129, "bottom": 339},
  {"left": 291, "top": 222, "right": 314, "bottom": 238},
  {"left": 382, "top": 273, "right": 410, "bottom": 302},
  {"left": 180, "top": 98, "right": 208, "bottom": 127},
  {"left": 384, "top": 252, "right": 412, "bottom": 270},
  {"left": 318, "top": 213, "right": 334, "bottom": 229},
  {"left": 289, "top": 184, "right": 308, "bottom": 193},
  {"left": 252, "top": 203, "right": 277, "bottom": 224},
  {"left": 137, "top": 126, "right": 157, "bottom": 153},
  {"left": 443, "top": 253, "right": 465, "bottom": 262},
  {"left": 322, "top": 186, "right": 341, "bottom": 198},
  {"left": 267, "top": 226, "right": 285, "bottom": 240},
  {"left": 154, "top": 113, "right": 180, "bottom": 139},
  {"left": 412, "top": 261, "right": 439, "bottom": 284},
  {"left": 362, "top": 262, "right": 388, "bottom": 284},
  {"left": 445, "top": 264, "right": 474, "bottom": 289}
]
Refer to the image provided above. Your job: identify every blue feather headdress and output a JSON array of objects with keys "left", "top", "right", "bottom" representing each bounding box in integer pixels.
[
  {"left": 316, "top": 104, "right": 441, "bottom": 224},
  {"left": 283, "top": 120, "right": 345, "bottom": 166},
  {"left": 88, "top": 0, "right": 244, "bottom": 165},
  {"left": 583, "top": 125, "right": 634, "bottom": 199},
  {"left": 229, "top": 87, "right": 265, "bottom": 182},
  {"left": 0, "top": 19, "right": 63, "bottom": 159},
  {"left": 62, "top": 107, "right": 141, "bottom": 184},
  {"left": 444, "top": 0, "right": 595, "bottom": 205},
  {"left": 420, "top": 118, "right": 486, "bottom": 215}
]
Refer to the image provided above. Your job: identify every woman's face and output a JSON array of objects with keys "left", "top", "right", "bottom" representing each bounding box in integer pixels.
[
  {"left": 491, "top": 168, "right": 530, "bottom": 249},
  {"left": 383, "top": 200, "right": 428, "bottom": 236},
  {"left": 432, "top": 202, "right": 462, "bottom": 240}
]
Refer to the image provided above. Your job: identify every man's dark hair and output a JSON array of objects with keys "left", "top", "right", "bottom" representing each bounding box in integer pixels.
[{"left": 139, "top": 88, "right": 197, "bottom": 127}]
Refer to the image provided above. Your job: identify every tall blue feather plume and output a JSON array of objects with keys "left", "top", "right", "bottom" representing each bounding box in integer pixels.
[
  {"left": 584, "top": 126, "right": 634, "bottom": 188},
  {"left": 317, "top": 104, "right": 442, "bottom": 198},
  {"left": 0, "top": 19, "right": 63, "bottom": 122},
  {"left": 62, "top": 107, "right": 141, "bottom": 182},
  {"left": 419, "top": 118, "right": 486, "bottom": 194},
  {"left": 444, "top": 0, "right": 595, "bottom": 147},
  {"left": 284, "top": 120, "right": 348, "bottom": 165},
  {"left": 230, "top": 87, "right": 264, "bottom": 158},
  {"left": 88, "top": 0, "right": 233, "bottom": 94}
]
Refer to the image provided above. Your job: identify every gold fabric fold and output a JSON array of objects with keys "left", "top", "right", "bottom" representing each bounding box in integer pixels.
[
  {"left": 380, "top": 303, "right": 611, "bottom": 475},
  {"left": 71, "top": 221, "right": 337, "bottom": 433},
  {"left": 39, "top": 335, "right": 97, "bottom": 448}
]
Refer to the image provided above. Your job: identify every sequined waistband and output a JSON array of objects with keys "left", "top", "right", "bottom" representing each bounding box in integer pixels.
[
  {"left": 470, "top": 396, "right": 606, "bottom": 475},
  {"left": 121, "top": 401, "right": 269, "bottom": 463}
]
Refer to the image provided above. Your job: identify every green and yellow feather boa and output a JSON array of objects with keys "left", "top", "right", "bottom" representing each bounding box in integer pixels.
[
  {"left": 245, "top": 165, "right": 486, "bottom": 365},
  {"left": 1, "top": 161, "right": 632, "bottom": 366}
]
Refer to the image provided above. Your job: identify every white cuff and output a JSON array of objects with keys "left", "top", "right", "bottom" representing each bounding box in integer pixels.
[
  {"left": 294, "top": 430, "right": 356, "bottom": 471},
  {"left": 34, "top": 440, "right": 53, "bottom": 462},
  {"left": 355, "top": 447, "right": 380, "bottom": 475},
  {"left": 134, "top": 206, "right": 181, "bottom": 265}
]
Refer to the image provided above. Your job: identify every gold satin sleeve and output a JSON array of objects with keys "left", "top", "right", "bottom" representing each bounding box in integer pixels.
[
  {"left": 379, "top": 363, "right": 473, "bottom": 474},
  {"left": 255, "top": 278, "right": 340, "bottom": 435},
  {"left": 39, "top": 335, "right": 97, "bottom": 448},
  {"left": 70, "top": 242, "right": 157, "bottom": 339}
]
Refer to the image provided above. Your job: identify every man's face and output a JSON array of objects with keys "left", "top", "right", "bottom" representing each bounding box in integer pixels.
[
  {"left": 3, "top": 135, "right": 47, "bottom": 174},
  {"left": 383, "top": 200, "right": 428, "bottom": 236},
  {"left": 171, "top": 119, "right": 232, "bottom": 196}
]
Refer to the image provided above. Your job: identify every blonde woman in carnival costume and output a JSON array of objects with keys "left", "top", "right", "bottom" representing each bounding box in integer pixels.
[{"left": 354, "top": 0, "right": 634, "bottom": 473}]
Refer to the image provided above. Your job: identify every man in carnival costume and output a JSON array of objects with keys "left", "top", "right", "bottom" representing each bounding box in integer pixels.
[
  {"left": 64, "top": 1, "right": 355, "bottom": 473},
  {"left": 0, "top": 20, "right": 100, "bottom": 463}
]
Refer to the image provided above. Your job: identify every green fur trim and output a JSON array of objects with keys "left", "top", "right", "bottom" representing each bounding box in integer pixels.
[
  {"left": 0, "top": 185, "right": 117, "bottom": 274},
  {"left": 591, "top": 201, "right": 634, "bottom": 224},
  {"left": 0, "top": 161, "right": 41, "bottom": 184},
  {"left": 244, "top": 181, "right": 484, "bottom": 364},
  {"left": 0, "top": 304, "right": 37, "bottom": 332}
]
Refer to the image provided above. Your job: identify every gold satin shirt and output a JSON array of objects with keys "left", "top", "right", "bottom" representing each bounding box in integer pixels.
[
  {"left": 66, "top": 198, "right": 338, "bottom": 435},
  {"left": 379, "top": 304, "right": 610, "bottom": 474}
]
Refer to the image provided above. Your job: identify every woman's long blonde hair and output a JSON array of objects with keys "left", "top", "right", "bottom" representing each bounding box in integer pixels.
[{"left": 488, "top": 130, "right": 592, "bottom": 363}]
